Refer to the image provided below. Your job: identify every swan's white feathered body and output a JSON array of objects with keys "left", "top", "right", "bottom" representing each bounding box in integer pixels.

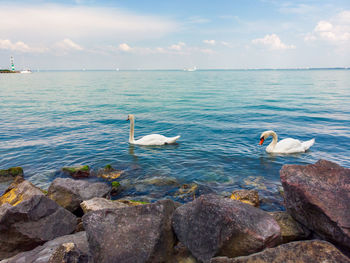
[
  {"left": 259, "top": 130, "right": 315, "bottom": 154},
  {"left": 133, "top": 134, "right": 181, "bottom": 146},
  {"left": 127, "top": 114, "right": 180, "bottom": 146}
]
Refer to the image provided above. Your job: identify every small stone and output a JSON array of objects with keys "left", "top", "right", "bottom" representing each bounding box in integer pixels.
[
  {"left": 62, "top": 165, "right": 90, "bottom": 178},
  {"left": 230, "top": 189, "right": 259, "bottom": 207},
  {"left": 0, "top": 167, "right": 23, "bottom": 182}
]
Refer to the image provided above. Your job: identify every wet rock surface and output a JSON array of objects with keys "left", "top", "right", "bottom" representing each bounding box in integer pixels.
[
  {"left": 172, "top": 194, "right": 281, "bottom": 262},
  {"left": 0, "top": 167, "right": 23, "bottom": 182},
  {"left": 280, "top": 159, "right": 350, "bottom": 250},
  {"left": 47, "top": 178, "right": 111, "bottom": 215},
  {"left": 83, "top": 199, "right": 177, "bottom": 263},
  {"left": 0, "top": 232, "right": 90, "bottom": 263},
  {"left": 62, "top": 165, "right": 90, "bottom": 178},
  {"left": 0, "top": 195, "right": 77, "bottom": 260},
  {"left": 210, "top": 240, "right": 350, "bottom": 263},
  {"left": 230, "top": 189, "right": 259, "bottom": 207}
]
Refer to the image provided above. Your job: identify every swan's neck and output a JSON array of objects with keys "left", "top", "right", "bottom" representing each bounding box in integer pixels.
[
  {"left": 129, "top": 118, "right": 135, "bottom": 143},
  {"left": 266, "top": 131, "right": 278, "bottom": 151}
]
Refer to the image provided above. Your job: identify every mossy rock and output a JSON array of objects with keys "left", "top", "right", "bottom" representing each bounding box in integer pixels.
[
  {"left": 230, "top": 189, "right": 260, "bottom": 207},
  {"left": 0, "top": 167, "right": 24, "bottom": 182},
  {"left": 62, "top": 165, "right": 90, "bottom": 178},
  {"left": 116, "top": 199, "right": 150, "bottom": 206}
]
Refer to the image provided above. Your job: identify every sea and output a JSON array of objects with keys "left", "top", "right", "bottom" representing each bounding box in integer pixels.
[{"left": 1, "top": 69, "right": 349, "bottom": 210}]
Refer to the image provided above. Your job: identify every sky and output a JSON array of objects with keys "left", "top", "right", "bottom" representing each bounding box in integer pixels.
[{"left": 0, "top": 0, "right": 350, "bottom": 69}]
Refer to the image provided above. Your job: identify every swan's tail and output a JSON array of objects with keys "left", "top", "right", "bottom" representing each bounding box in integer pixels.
[
  {"left": 302, "top": 138, "right": 315, "bottom": 151},
  {"left": 165, "top": 135, "right": 181, "bottom": 144}
]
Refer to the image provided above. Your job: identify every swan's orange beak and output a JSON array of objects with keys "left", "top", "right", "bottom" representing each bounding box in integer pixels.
[{"left": 259, "top": 137, "right": 265, "bottom": 145}]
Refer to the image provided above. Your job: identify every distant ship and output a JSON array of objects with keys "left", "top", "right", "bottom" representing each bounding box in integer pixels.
[
  {"left": 20, "top": 69, "right": 32, "bottom": 74},
  {"left": 184, "top": 66, "right": 197, "bottom": 72}
]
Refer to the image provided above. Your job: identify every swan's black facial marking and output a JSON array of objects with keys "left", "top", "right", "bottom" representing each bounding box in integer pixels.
[{"left": 126, "top": 115, "right": 130, "bottom": 121}]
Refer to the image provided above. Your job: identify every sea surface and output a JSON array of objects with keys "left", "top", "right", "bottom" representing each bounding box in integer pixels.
[{"left": 1, "top": 69, "right": 349, "bottom": 210}]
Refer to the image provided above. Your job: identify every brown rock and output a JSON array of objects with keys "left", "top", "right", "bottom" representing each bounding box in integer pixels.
[
  {"left": 80, "top": 197, "right": 128, "bottom": 213},
  {"left": 280, "top": 160, "right": 350, "bottom": 250},
  {"left": 210, "top": 240, "right": 350, "bottom": 263}
]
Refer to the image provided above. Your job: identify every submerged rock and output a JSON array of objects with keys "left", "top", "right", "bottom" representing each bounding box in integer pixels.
[
  {"left": 210, "top": 240, "right": 350, "bottom": 263},
  {"left": 0, "top": 167, "right": 23, "bottom": 182},
  {"left": 0, "top": 176, "right": 44, "bottom": 206},
  {"left": 172, "top": 194, "right": 281, "bottom": 262},
  {"left": 269, "top": 211, "right": 310, "bottom": 244},
  {"left": 98, "top": 165, "right": 124, "bottom": 181},
  {"left": 230, "top": 189, "right": 259, "bottom": 207},
  {"left": 62, "top": 165, "right": 90, "bottom": 178},
  {"left": 80, "top": 197, "right": 128, "bottom": 213},
  {"left": 0, "top": 195, "right": 77, "bottom": 260},
  {"left": 0, "top": 232, "right": 90, "bottom": 263},
  {"left": 83, "top": 199, "right": 177, "bottom": 263},
  {"left": 47, "top": 178, "right": 111, "bottom": 215},
  {"left": 280, "top": 160, "right": 350, "bottom": 250}
]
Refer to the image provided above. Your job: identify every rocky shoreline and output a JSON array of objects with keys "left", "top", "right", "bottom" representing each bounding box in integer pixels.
[{"left": 0, "top": 159, "right": 349, "bottom": 262}]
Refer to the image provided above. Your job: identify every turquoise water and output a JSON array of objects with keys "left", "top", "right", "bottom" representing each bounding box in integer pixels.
[{"left": 1, "top": 70, "right": 350, "bottom": 210}]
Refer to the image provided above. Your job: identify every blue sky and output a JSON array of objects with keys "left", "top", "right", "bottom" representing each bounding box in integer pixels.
[{"left": 1, "top": 0, "right": 350, "bottom": 69}]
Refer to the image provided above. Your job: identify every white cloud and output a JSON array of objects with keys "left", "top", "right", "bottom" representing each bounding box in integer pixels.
[
  {"left": 55, "top": 38, "right": 84, "bottom": 51},
  {"left": 306, "top": 11, "right": 350, "bottom": 44},
  {"left": 0, "top": 4, "right": 178, "bottom": 45},
  {"left": 118, "top": 43, "right": 132, "bottom": 52},
  {"left": 203, "top": 40, "right": 216, "bottom": 45},
  {"left": 0, "top": 39, "right": 47, "bottom": 52},
  {"left": 168, "top": 42, "right": 186, "bottom": 51},
  {"left": 252, "top": 34, "right": 296, "bottom": 50}
]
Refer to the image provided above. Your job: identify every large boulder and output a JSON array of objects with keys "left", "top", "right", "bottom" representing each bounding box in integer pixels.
[
  {"left": 0, "top": 232, "right": 90, "bottom": 263},
  {"left": 280, "top": 160, "right": 350, "bottom": 250},
  {"left": 83, "top": 199, "right": 177, "bottom": 263},
  {"left": 0, "top": 195, "right": 77, "bottom": 260},
  {"left": 80, "top": 197, "right": 128, "bottom": 213},
  {"left": 172, "top": 194, "right": 281, "bottom": 262},
  {"left": 269, "top": 211, "right": 310, "bottom": 244},
  {"left": 0, "top": 176, "right": 44, "bottom": 206},
  {"left": 210, "top": 240, "right": 350, "bottom": 263},
  {"left": 47, "top": 178, "right": 111, "bottom": 215},
  {"left": 0, "top": 167, "right": 23, "bottom": 182}
]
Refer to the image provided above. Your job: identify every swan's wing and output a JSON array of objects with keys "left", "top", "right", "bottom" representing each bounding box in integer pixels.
[
  {"left": 301, "top": 138, "right": 315, "bottom": 151},
  {"left": 274, "top": 138, "right": 305, "bottom": 153},
  {"left": 134, "top": 134, "right": 168, "bottom": 145}
]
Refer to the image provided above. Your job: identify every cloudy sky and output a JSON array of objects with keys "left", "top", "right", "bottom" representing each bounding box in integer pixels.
[{"left": 1, "top": 0, "right": 350, "bottom": 69}]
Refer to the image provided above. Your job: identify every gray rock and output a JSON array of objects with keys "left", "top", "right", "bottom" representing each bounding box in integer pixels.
[
  {"left": 280, "top": 160, "right": 350, "bottom": 250},
  {"left": 80, "top": 197, "right": 128, "bottom": 213},
  {"left": 0, "top": 176, "right": 44, "bottom": 206},
  {"left": 0, "top": 195, "right": 77, "bottom": 260},
  {"left": 0, "top": 232, "right": 90, "bottom": 263},
  {"left": 210, "top": 240, "right": 350, "bottom": 263},
  {"left": 269, "top": 211, "right": 310, "bottom": 244},
  {"left": 47, "top": 178, "right": 111, "bottom": 214},
  {"left": 172, "top": 194, "right": 281, "bottom": 263},
  {"left": 83, "top": 199, "right": 177, "bottom": 263}
]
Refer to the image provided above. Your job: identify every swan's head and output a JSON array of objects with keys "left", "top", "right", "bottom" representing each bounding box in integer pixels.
[
  {"left": 126, "top": 114, "right": 135, "bottom": 121},
  {"left": 259, "top": 130, "right": 274, "bottom": 145}
]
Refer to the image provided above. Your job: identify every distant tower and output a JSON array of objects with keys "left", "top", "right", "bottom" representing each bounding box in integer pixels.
[{"left": 10, "top": 56, "right": 15, "bottom": 71}]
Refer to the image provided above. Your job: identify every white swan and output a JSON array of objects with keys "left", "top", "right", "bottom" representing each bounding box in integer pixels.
[
  {"left": 259, "top": 130, "right": 315, "bottom": 154},
  {"left": 127, "top": 114, "right": 180, "bottom": 146}
]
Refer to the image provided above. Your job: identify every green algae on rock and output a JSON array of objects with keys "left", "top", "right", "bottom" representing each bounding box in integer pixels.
[
  {"left": 62, "top": 165, "right": 90, "bottom": 178},
  {"left": 0, "top": 167, "right": 23, "bottom": 182}
]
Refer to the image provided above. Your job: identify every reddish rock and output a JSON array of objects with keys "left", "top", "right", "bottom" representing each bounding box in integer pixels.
[
  {"left": 172, "top": 194, "right": 281, "bottom": 262},
  {"left": 210, "top": 240, "right": 350, "bottom": 263},
  {"left": 280, "top": 160, "right": 350, "bottom": 250}
]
